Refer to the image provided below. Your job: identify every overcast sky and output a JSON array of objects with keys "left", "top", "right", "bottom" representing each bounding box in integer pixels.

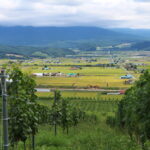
[{"left": 0, "top": 0, "right": 150, "bottom": 28}]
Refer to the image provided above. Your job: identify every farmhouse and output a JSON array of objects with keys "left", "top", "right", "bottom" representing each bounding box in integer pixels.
[
  {"left": 120, "top": 74, "right": 133, "bottom": 79},
  {"left": 42, "top": 66, "right": 50, "bottom": 70},
  {"left": 43, "top": 73, "right": 50, "bottom": 76},
  {"left": 107, "top": 90, "right": 126, "bottom": 95},
  {"left": 67, "top": 73, "right": 78, "bottom": 77},
  {"left": 32, "top": 73, "right": 43, "bottom": 77},
  {"left": 120, "top": 90, "right": 126, "bottom": 95}
]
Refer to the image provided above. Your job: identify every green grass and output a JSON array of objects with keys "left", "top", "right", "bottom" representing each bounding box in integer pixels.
[
  {"left": 17, "top": 114, "right": 141, "bottom": 150},
  {"left": 30, "top": 95, "right": 141, "bottom": 150}
]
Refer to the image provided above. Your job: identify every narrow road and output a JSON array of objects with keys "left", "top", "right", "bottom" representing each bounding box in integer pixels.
[{"left": 35, "top": 88, "right": 124, "bottom": 93}]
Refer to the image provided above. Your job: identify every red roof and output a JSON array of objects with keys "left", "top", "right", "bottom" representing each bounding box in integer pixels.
[{"left": 120, "top": 90, "right": 126, "bottom": 94}]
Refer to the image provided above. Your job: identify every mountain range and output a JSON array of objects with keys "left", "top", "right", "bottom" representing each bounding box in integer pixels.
[
  {"left": 0, "top": 26, "right": 142, "bottom": 46},
  {"left": 0, "top": 26, "right": 150, "bottom": 58}
]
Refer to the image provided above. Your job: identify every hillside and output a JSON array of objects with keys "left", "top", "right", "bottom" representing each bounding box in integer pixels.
[
  {"left": 0, "top": 26, "right": 140, "bottom": 47},
  {"left": 131, "top": 41, "right": 150, "bottom": 51},
  {"left": 0, "top": 45, "right": 75, "bottom": 59},
  {"left": 112, "top": 28, "right": 150, "bottom": 39},
  {"left": 0, "top": 26, "right": 149, "bottom": 58}
]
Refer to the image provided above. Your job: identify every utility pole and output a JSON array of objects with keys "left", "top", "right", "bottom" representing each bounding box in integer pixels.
[
  {"left": 0, "top": 69, "right": 9, "bottom": 150},
  {"left": 54, "top": 90, "right": 57, "bottom": 136}
]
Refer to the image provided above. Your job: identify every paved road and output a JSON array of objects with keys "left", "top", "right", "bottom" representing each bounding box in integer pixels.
[{"left": 35, "top": 88, "right": 124, "bottom": 93}]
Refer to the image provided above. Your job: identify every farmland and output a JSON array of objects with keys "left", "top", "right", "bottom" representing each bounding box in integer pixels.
[
  {"left": 36, "top": 91, "right": 123, "bottom": 100},
  {"left": 0, "top": 50, "right": 150, "bottom": 150}
]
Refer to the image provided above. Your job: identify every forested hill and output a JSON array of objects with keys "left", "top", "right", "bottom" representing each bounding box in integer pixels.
[
  {"left": 0, "top": 45, "right": 75, "bottom": 59},
  {"left": 131, "top": 41, "right": 150, "bottom": 51},
  {"left": 0, "top": 26, "right": 140, "bottom": 46}
]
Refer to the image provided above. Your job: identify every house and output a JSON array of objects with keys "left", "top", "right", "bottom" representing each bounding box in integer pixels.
[
  {"left": 56, "top": 72, "right": 66, "bottom": 77},
  {"left": 107, "top": 90, "right": 126, "bottom": 95},
  {"left": 42, "top": 66, "right": 50, "bottom": 70},
  {"left": 120, "top": 74, "right": 133, "bottom": 79},
  {"left": 51, "top": 73, "right": 58, "bottom": 76},
  {"left": 32, "top": 73, "right": 43, "bottom": 77},
  {"left": 67, "top": 73, "right": 78, "bottom": 77},
  {"left": 43, "top": 73, "right": 50, "bottom": 76},
  {"left": 119, "top": 90, "right": 126, "bottom": 95}
]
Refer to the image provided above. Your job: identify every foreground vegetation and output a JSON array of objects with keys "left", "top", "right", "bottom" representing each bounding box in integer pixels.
[
  {"left": 107, "top": 70, "right": 150, "bottom": 149},
  {"left": 0, "top": 54, "right": 149, "bottom": 150}
]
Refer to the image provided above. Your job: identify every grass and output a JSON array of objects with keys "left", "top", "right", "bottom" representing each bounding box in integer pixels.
[
  {"left": 31, "top": 92, "right": 142, "bottom": 150},
  {"left": 32, "top": 121, "right": 141, "bottom": 150},
  {"left": 17, "top": 112, "right": 141, "bottom": 150}
]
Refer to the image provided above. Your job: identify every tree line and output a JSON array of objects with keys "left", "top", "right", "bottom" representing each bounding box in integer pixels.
[{"left": 107, "top": 70, "right": 150, "bottom": 150}]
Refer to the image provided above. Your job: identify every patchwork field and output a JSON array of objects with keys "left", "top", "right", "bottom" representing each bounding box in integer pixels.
[{"left": 21, "top": 66, "right": 135, "bottom": 88}]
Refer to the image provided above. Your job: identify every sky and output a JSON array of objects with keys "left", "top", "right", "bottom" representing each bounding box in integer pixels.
[{"left": 0, "top": 0, "right": 150, "bottom": 28}]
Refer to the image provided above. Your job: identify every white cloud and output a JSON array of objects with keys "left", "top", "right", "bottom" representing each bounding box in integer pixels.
[{"left": 0, "top": 0, "right": 150, "bottom": 28}]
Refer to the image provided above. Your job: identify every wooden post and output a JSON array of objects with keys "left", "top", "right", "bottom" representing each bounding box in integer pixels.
[
  {"left": 0, "top": 69, "right": 9, "bottom": 150},
  {"left": 54, "top": 90, "right": 57, "bottom": 136}
]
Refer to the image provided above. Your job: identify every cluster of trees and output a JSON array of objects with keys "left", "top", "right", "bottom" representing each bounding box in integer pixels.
[
  {"left": 95, "top": 63, "right": 116, "bottom": 67},
  {"left": 50, "top": 91, "right": 86, "bottom": 135},
  {"left": 124, "top": 63, "right": 137, "bottom": 71},
  {"left": 4, "top": 66, "right": 87, "bottom": 150},
  {"left": 107, "top": 70, "right": 150, "bottom": 149}
]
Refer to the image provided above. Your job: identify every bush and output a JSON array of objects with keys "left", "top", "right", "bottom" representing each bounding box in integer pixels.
[
  {"left": 106, "top": 116, "right": 116, "bottom": 127},
  {"left": 36, "top": 131, "right": 70, "bottom": 147}
]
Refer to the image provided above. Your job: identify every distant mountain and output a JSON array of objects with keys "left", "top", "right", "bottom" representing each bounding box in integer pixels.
[
  {"left": 131, "top": 41, "right": 150, "bottom": 51},
  {"left": 0, "top": 26, "right": 149, "bottom": 58},
  {"left": 112, "top": 28, "right": 150, "bottom": 39},
  {"left": 0, "top": 26, "right": 141, "bottom": 47}
]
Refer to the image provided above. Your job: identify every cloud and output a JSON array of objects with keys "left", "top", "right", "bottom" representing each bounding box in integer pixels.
[{"left": 0, "top": 0, "right": 150, "bottom": 28}]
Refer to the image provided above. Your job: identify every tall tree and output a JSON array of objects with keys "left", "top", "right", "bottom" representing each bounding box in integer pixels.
[
  {"left": 117, "top": 70, "right": 150, "bottom": 149},
  {"left": 7, "top": 66, "right": 38, "bottom": 150}
]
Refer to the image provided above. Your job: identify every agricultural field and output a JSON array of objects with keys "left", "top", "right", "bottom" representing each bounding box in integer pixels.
[
  {"left": 21, "top": 66, "right": 136, "bottom": 89},
  {"left": 0, "top": 51, "right": 149, "bottom": 150},
  {"left": 35, "top": 75, "right": 132, "bottom": 88},
  {"left": 36, "top": 91, "right": 123, "bottom": 100},
  {"left": 21, "top": 57, "right": 110, "bottom": 66}
]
